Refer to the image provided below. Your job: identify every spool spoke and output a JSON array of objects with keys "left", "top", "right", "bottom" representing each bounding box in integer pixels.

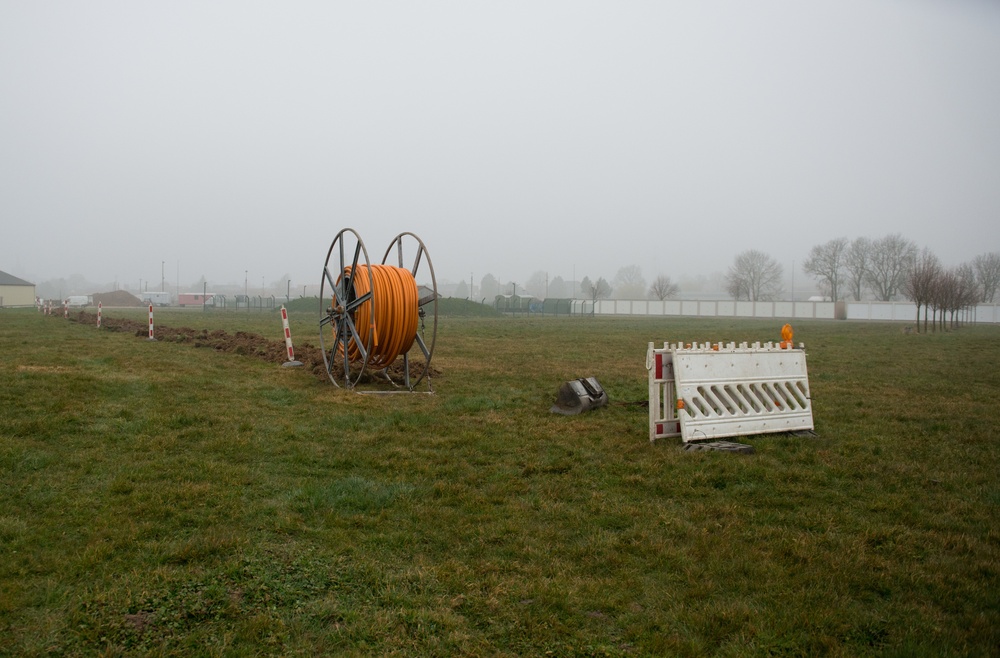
[
  {"left": 345, "top": 290, "right": 372, "bottom": 312},
  {"left": 410, "top": 245, "right": 424, "bottom": 277},
  {"left": 413, "top": 332, "right": 431, "bottom": 360},
  {"left": 322, "top": 266, "right": 339, "bottom": 295}
]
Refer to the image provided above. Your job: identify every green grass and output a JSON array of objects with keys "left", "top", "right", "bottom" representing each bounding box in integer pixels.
[{"left": 1, "top": 308, "right": 998, "bottom": 656}]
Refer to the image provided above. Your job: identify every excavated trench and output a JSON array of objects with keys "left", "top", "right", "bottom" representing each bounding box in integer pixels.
[{"left": 65, "top": 310, "right": 437, "bottom": 385}]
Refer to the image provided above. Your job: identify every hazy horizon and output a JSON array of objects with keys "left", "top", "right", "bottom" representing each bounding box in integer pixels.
[{"left": 3, "top": 1, "right": 998, "bottom": 296}]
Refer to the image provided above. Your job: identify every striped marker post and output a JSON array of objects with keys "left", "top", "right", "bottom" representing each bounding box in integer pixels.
[
  {"left": 97, "top": 302, "right": 102, "bottom": 329},
  {"left": 280, "top": 306, "right": 303, "bottom": 367},
  {"left": 147, "top": 303, "right": 157, "bottom": 341},
  {"left": 64, "top": 300, "right": 68, "bottom": 318}
]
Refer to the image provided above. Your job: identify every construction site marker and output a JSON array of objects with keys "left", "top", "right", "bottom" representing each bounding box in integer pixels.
[
  {"left": 280, "top": 306, "right": 303, "bottom": 367},
  {"left": 147, "top": 303, "right": 157, "bottom": 341},
  {"left": 648, "top": 327, "right": 814, "bottom": 444}
]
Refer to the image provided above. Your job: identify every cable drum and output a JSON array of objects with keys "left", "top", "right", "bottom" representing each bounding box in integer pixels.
[
  {"left": 342, "top": 264, "right": 419, "bottom": 368},
  {"left": 320, "top": 229, "right": 438, "bottom": 391}
]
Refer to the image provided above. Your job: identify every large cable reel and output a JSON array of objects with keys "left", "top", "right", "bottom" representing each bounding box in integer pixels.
[{"left": 319, "top": 229, "right": 438, "bottom": 391}]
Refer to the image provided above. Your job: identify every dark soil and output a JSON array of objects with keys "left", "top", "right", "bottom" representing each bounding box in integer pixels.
[
  {"left": 66, "top": 311, "right": 438, "bottom": 385},
  {"left": 91, "top": 290, "right": 144, "bottom": 307}
]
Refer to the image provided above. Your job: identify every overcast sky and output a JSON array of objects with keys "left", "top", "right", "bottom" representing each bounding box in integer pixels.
[{"left": 2, "top": 0, "right": 998, "bottom": 294}]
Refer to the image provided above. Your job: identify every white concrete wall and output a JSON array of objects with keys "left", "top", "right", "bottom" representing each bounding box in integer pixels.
[{"left": 581, "top": 299, "right": 1000, "bottom": 323}]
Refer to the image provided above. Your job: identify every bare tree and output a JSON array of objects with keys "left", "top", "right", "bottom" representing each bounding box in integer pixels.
[
  {"left": 802, "top": 237, "right": 848, "bottom": 301},
  {"left": 725, "top": 250, "right": 783, "bottom": 301},
  {"left": 935, "top": 270, "right": 957, "bottom": 331},
  {"left": 583, "top": 277, "right": 611, "bottom": 301},
  {"left": 648, "top": 275, "right": 680, "bottom": 301},
  {"left": 844, "top": 237, "right": 871, "bottom": 301},
  {"left": 902, "top": 248, "right": 941, "bottom": 333},
  {"left": 865, "top": 233, "right": 917, "bottom": 301},
  {"left": 955, "top": 263, "right": 979, "bottom": 326},
  {"left": 973, "top": 252, "right": 1000, "bottom": 303},
  {"left": 612, "top": 265, "right": 646, "bottom": 299}
]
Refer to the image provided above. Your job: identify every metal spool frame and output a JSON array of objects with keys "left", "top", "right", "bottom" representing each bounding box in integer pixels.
[{"left": 319, "top": 228, "right": 438, "bottom": 391}]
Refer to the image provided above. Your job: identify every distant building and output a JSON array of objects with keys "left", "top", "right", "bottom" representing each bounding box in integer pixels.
[{"left": 0, "top": 270, "right": 36, "bottom": 307}]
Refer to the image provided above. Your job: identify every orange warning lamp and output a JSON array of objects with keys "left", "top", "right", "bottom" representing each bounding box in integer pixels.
[{"left": 780, "top": 323, "right": 793, "bottom": 348}]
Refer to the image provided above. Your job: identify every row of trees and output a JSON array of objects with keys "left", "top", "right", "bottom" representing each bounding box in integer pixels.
[
  {"left": 722, "top": 235, "right": 937, "bottom": 303},
  {"left": 903, "top": 249, "right": 995, "bottom": 332},
  {"left": 462, "top": 235, "right": 998, "bottom": 315},
  {"left": 802, "top": 235, "right": 917, "bottom": 302},
  {"left": 580, "top": 270, "right": 679, "bottom": 302},
  {"left": 802, "top": 235, "right": 1000, "bottom": 305},
  {"left": 459, "top": 269, "right": 681, "bottom": 303}
]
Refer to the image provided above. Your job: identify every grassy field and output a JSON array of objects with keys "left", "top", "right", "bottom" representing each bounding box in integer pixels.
[{"left": 1, "top": 306, "right": 998, "bottom": 656}]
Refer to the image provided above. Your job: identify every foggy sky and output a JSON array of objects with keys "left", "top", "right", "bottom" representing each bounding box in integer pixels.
[{"left": 2, "top": 1, "right": 999, "bottom": 295}]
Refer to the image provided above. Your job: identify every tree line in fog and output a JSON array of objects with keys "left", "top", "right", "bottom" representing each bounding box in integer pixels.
[{"left": 462, "top": 234, "right": 999, "bottom": 324}]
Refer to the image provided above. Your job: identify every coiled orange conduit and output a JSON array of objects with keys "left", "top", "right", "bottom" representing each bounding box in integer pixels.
[{"left": 338, "top": 264, "right": 419, "bottom": 369}]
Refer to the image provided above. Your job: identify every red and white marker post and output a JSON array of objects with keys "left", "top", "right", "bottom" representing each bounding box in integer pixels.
[
  {"left": 280, "top": 306, "right": 303, "bottom": 367},
  {"left": 63, "top": 300, "right": 68, "bottom": 318},
  {"left": 147, "top": 303, "right": 157, "bottom": 341},
  {"left": 97, "top": 302, "right": 102, "bottom": 329}
]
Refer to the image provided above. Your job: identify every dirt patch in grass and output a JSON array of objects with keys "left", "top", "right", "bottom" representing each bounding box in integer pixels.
[{"left": 67, "top": 311, "right": 438, "bottom": 385}]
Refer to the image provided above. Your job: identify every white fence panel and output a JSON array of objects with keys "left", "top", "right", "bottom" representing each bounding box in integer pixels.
[
  {"left": 975, "top": 305, "right": 1000, "bottom": 323},
  {"left": 848, "top": 302, "right": 917, "bottom": 322},
  {"left": 774, "top": 301, "right": 794, "bottom": 318}
]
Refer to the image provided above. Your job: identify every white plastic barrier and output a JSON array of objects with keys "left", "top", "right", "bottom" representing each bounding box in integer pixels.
[{"left": 647, "top": 340, "right": 814, "bottom": 443}]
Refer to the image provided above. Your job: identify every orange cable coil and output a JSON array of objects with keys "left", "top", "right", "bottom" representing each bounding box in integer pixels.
[{"left": 337, "top": 264, "right": 419, "bottom": 369}]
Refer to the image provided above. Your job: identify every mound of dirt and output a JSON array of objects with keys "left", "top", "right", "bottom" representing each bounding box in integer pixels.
[
  {"left": 65, "top": 310, "right": 439, "bottom": 386},
  {"left": 92, "top": 290, "right": 144, "bottom": 307}
]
